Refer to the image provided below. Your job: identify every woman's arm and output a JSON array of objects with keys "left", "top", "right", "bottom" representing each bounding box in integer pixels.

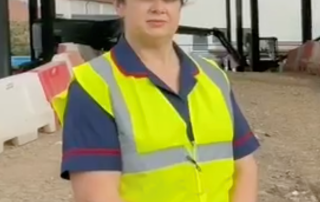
[
  {"left": 70, "top": 171, "right": 124, "bottom": 202},
  {"left": 62, "top": 81, "right": 123, "bottom": 202},
  {"left": 230, "top": 91, "right": 260, "bottom": 202},
  {"left": 231, "top": 155, "right": 258, "bottom": 202}
]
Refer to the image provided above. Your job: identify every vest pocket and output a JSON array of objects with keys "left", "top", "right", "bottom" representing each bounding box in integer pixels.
[
  {"left": 199, "top": 160, "right": 234, "bottom": 202},
  {"left": 120, "top": 163, "right": 199, "bottom": 202}
]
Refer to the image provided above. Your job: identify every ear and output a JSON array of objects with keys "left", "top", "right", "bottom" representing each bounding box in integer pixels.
[{"left": 114, "top": 0, "right": 125, "bottom": 17}]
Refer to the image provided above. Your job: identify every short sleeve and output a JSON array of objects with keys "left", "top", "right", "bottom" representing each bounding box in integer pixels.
[
  {"left": 231, "top": 90, "right": 260, "bottom": 160},
  {"left": 61, "top": 81, "right": 122, "bottom": 180}
]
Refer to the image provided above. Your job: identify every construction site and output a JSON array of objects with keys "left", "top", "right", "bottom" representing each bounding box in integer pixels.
[{"left": 0, "top": 0, "right": 320, "bottom": 202}]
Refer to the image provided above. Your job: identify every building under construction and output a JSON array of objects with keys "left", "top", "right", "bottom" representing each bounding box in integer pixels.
[{"left": 0, "top": 0, "right": 315, "bottom": 78}]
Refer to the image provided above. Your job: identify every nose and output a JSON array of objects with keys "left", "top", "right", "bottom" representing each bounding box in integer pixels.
[{"left": 149, "top": 0, "right": 166, "bottom": 14}]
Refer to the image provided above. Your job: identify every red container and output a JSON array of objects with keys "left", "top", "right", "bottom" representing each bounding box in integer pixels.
[
  {"left": 31, "top": 61, "right": 71, "bottom": 103},
  {"left": 30, "top": 61, "right": 72, "bottom": 127},
  {"left": 299, "top": 41, "right": 315, "bottom": 72},
  {"left": 283, "top": 47, "right": 300, "bottom": 72}
]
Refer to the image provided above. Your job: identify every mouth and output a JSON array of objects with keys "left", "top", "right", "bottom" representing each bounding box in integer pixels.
[{"left": 147, "top": 20, "right": 167, "bottom": 27}]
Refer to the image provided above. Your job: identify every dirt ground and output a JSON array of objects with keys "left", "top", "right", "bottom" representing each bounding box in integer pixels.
[{"left": 0, "top": 72, "right": 319, "bottom": 202}]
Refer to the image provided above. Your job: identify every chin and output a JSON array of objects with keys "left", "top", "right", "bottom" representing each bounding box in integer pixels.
[{"left": 145, "top": 30, "right": 171, "bottom": 39}]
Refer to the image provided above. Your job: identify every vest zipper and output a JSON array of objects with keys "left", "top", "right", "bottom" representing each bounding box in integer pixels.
[
  {"left": 186, "top": 155, "right": 201, "bottom": 172},
  {"left": 188, "top": 142, "right": 205, "bottom": 202}
]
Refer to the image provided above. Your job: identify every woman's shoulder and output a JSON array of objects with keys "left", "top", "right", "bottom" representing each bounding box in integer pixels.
[{"left": 67, "top": 80, "right": 114, "bottom": 118}]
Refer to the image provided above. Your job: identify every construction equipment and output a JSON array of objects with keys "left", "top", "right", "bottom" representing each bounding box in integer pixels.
[
  {"left": 177, "top": 26, "right": 248, "bottom": 71},
  {"left": 245, "top": 34, "right": 280, "bottom": 71}
]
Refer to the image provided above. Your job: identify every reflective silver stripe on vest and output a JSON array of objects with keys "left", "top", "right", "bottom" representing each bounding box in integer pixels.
[
  {"left": 190, "top": 54, "right": 233, "bottom": 122},
  {"left": 89, "top": 56, "right": 233, "bottom": 173}
]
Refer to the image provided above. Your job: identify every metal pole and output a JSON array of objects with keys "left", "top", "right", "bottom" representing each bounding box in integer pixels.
[
  {"left": 226, "top": 0, "right": 231, "bottom": 42},
  {"left": 225, "top": 0, "right": 232, "bottom": 71},
  {"left": 29, "top": 0, "right": 38, "bottom": 61},
  {"left": 236, "top": 0, "right": 243, "bottom": 59},
  {"left": 301, "top": 0, "right": 312, "bottom": 43},
  {"left": 40, "top": 0, "right": 56, "bottom": 62},
  {"left": 236, "top": 0, "right": 245, "bottom": 71},
  {"left": 250, "top": 0, "right": 260, "bottom": 71},
  {"left": 0, "top": 0, "right": 11, "bottom": 78}
]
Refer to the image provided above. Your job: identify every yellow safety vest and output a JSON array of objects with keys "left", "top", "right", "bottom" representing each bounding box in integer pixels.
[{"left": 53, "top": 51, "right": 235, "bottom": 202}]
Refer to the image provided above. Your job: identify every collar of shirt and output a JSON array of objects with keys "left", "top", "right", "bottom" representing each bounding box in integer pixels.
[{"left": 110, "top": 37, "right": 199, "bottom": 99}]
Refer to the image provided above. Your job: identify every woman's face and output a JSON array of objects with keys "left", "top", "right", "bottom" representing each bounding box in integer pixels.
[{"left": 115, "top": 0, "right": 182, "bottom": 40}]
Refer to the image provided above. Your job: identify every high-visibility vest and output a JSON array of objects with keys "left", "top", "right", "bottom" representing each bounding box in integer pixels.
[{"left": 53, "top": 51, "right": 235, "bottom": 202}]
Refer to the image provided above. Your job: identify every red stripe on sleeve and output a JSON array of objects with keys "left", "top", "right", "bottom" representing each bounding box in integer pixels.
[
  {"left": 63, "top": 149, "right": 121, "bottom": 160},
  {"left": 233, "top": 132, "right": 254, "bottom": 147}
]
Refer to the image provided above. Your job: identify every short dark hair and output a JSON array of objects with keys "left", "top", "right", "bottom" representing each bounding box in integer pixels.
[{"left": 116, "top": 0, "right": 187, "bottom": 5}]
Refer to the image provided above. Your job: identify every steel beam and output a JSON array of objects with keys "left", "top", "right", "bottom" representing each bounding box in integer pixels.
[
  {"left": 29, "top": 0, "right": 38, "bottom": 60},
  {"left": 236, "top": 0, "right": 243, "bottom": 60},
  {"left": 40, "top": 0, "right": 56, "bottom": 62},
  {"left": 301, "top": 0, "right": 312, "bottom": 42},
  {"left": 226, "top": 0, "right": 231, "bottom": 42},
  {"left": 0, "top": 0, "right": 11, "bottom": 78},
  {"left": 250, "top": 0, "right": 260, "bottom": 71}
]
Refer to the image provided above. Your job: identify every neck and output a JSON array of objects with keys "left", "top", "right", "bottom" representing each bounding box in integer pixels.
[{"left": 125, "top": 32, "right": 176, "bottom": 64}]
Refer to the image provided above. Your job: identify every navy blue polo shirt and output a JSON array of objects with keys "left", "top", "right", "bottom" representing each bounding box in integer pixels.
[{"left": 61, "top": 38, "right": 259, "bottom": 179}]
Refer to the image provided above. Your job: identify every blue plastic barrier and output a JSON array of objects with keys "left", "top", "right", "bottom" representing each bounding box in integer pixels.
[{"left": 11, "top": 56, "right": 31, "bottom": 69}]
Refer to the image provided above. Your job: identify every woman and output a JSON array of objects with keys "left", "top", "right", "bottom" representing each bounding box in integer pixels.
[{"left": 55, "top": 0, "right": 259, "bottom": 202}]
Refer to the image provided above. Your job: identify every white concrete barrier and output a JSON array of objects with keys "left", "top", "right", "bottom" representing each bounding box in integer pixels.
[{"left": 0, "top": 73, "right": 56, "bottom": 153}]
